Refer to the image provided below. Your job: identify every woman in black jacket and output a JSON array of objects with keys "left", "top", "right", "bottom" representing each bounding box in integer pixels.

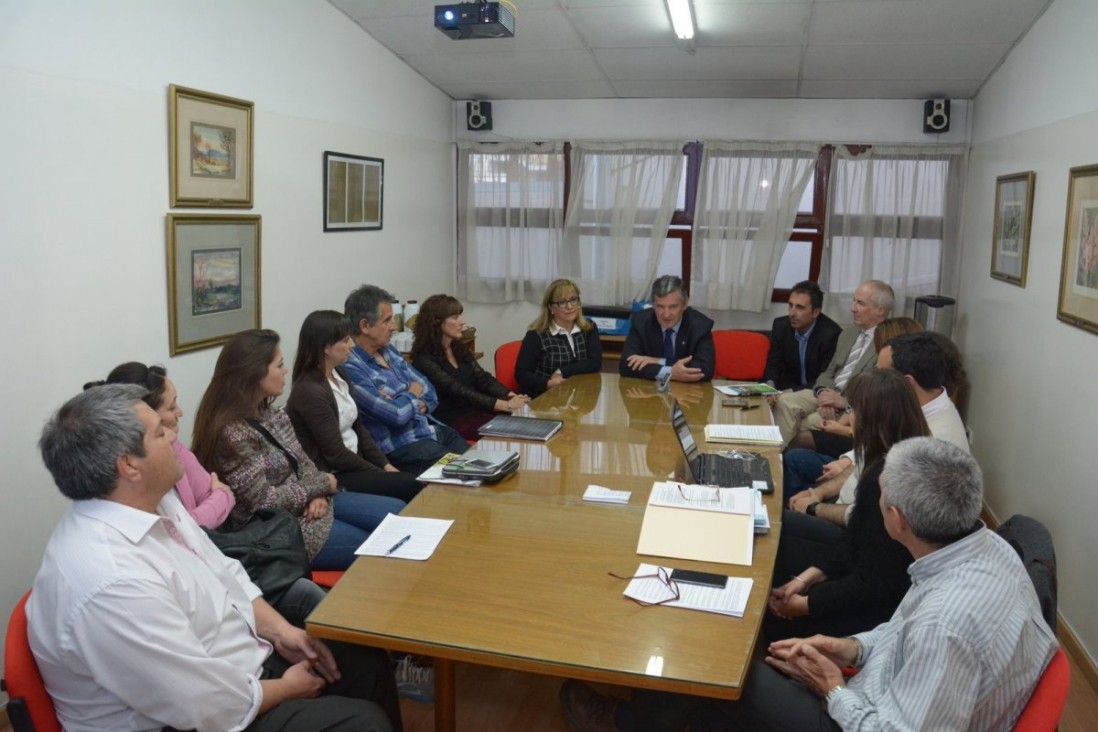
[
  {"left": 411, "top": 294, "right": 529, "bottom": 441},
  {"left": 765, "top": 369, "right": 929, "bottom": 641},
  {"left": 514, "top": 278, "right": 602, "bottom": 397},
  {"left": 287, "top": 310, "right": 421, "bottom": 501}
]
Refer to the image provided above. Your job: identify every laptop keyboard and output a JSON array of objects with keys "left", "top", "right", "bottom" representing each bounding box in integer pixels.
[{"left": 693, "top": 454, "right": 773, "bottom": 491}]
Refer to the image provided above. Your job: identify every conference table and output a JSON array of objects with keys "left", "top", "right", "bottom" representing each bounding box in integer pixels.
[{"left": 306, "top": 373, "right": 784, "bottom": 732}]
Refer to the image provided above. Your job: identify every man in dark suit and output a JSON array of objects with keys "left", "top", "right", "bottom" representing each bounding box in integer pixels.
[
  {"left": 619, "top": 275, "right": 715, "bottom": 382},
  {"left": 764, "top": 280, "right": 842, "bottom": 392}
]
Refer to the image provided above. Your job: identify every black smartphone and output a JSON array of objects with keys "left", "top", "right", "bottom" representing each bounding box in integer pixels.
[{"left": 669, "top": 568, "right": 728, "bottom": 588}]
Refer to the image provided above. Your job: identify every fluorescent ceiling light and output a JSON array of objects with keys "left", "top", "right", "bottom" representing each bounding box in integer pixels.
[{"left": 666, "top": 0, "right": 695, "bottom": 40}]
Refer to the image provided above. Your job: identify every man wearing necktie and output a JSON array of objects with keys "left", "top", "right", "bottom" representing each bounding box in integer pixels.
[
  {"left": 619, "top": 275, "right": 715, "bottom": 383},
  {"left": 774, "top": 280, "right": 894, "bottom": 443}
]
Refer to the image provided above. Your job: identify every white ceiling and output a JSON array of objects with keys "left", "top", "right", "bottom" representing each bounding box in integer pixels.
[{"left": 329, "top": 0, "right": 1052, "bottom": 101}]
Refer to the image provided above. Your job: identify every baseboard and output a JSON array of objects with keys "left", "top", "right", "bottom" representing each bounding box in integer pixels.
[{"left": 981, "top": 502, "right": 1098, "bottom": 696}]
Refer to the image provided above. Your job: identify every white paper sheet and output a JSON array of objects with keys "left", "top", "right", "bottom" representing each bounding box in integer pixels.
[
  {"left": 648, "top": 481, "right": 754, "bottom": 515},
  {"left": 354, "top": 514, "right": 454, "bottom": 560},
  {"left": 622, "top": 563, "right": 753, "bottom": 617},
  {"left": 583, "top": 485, "right": 631, "bottom": 504}
]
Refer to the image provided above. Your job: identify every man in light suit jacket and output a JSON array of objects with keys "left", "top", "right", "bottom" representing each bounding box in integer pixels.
[
  {"left": 775, "top": 279, "right": 894, "bottom": 443},
  {"left": 764, "top": 280, "right": 842, "bottom": 392},
  {"left": 619, "top": 275, "right": 715, "bottom": 382}
]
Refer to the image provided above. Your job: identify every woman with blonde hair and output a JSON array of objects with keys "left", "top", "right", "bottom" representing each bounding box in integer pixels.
[
  {"left": 411, "top": 294, "right": 528, "bottom": 441},
  {"left": 515, "top": 279, "right": 602, "bottom": 397}
]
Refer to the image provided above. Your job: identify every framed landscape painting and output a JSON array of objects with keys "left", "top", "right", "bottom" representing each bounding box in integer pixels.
[
  {"left": 1058, "top": 164, "right": 1098, "bottom": 335},
  {"left": 167, "top": 214, "right": 261, "bottom": 354},
  {"left": 324, "top": 151, "right": 383, "bottom": 231},
  {"left": 169, "top": 84, "right": 254, "bottom": 207},
  {"left": 991, "top": 171, "right": 1035, "bottom": 287}
]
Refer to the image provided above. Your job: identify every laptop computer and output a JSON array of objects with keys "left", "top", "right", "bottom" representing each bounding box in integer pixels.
[{"left": 670, "top": 399, "right": 775, "bottom": 493}]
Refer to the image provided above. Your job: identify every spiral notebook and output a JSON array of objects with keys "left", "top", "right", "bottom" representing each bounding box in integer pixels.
[{"left": 478, "top": 415, "right": 563, "bottom": 441}]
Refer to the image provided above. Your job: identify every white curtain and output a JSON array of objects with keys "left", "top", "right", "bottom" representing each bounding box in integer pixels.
[
  {"left": 691, "top": 141, "right": 820, "bottom": 311},
  {"left": 563, "top": 141, "right": 686, "bottom": 305},
  {"left": 456, "top": 140, "right": 565, "bottom": 303},
  {"left": 823, "top": 144, "right": 968, "bottom": 318}
]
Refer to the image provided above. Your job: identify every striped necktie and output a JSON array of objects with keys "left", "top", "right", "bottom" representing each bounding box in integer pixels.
[{"left": 834, "top": 330, "right": 869, "bottom": 392}]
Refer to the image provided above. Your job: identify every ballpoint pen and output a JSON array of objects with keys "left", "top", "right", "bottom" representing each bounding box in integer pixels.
[{"left": 386, "top": 534, "right": 412, "bottom": 556}]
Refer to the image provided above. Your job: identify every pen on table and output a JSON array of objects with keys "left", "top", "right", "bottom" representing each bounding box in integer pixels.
[{"left": 385, "top": 534, "right": 412, "bottom": 556}]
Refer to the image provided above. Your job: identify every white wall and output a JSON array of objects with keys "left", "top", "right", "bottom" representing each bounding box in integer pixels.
[
  {"left": 459, "top": 96, "right": 970, "bottom": 366},
  {"left": 0, "top": 0, "right": 453, "bottom": 691},
  {"left": 959, "top": 0, "right": 1097, "bottom": 663}
]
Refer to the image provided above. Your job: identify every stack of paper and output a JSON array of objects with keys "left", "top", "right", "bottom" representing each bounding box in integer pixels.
[
  {"left": 637, "top": 482, "right": 756, "bottom": 566},
  {"left": 703, "top": 424, "right": 783, "bottom": 446},
  {"left": 754, "top": 490, "right": 770, "bottom": 534},
  {"left": 716, "top": 383, "right": 782, "bottom": 397},
  {"left": 622, "top": 563, "right": 753, "bottom": 617},
  {"left": 583, "top": 485, "right": 631, "bottom": 504},
  {"left": 417, "top": 452, "right": 482, "bottom": 486}
]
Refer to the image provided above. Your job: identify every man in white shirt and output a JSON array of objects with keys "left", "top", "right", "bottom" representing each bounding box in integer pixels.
[{"left": 28, "top": 384, "right": 400, "bottom": 732}]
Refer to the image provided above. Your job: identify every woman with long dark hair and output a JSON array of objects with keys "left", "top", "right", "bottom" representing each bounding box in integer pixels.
[
  {"left": 766, "top": 368, "right": 929, "bottom": 641},
  {"left": 515, "top": 279, "right": 602, "bottom": 397},
  {"left": 287, "top": 310, "right": 421, "bottom": 501},
  {"left": 192, "top": 329, "right": 405, "bottom": 570},
  {"left": 410, "top": 294, "right": 528, "bottom": 441}
]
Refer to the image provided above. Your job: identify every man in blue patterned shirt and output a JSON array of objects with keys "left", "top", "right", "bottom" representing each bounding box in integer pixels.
[{"left": 343, "top": 285, "right": 468, "bottom": 477}]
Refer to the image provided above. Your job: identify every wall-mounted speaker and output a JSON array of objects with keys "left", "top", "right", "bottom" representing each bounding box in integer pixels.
[
  {"left": 467, "top": 100, "right": 493, "bottom": 131},
  {"left": 923, "top": 99, "right": 950, "bottom": 133}
]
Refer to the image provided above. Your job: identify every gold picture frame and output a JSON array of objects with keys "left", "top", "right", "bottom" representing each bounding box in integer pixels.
[
  {"left": 169, "top": 84, "right": 254, "bottom": 207},
  {"left": 167, "top": 214, "right": 261, "bottom": 355},
  {"left": 1058, "top": 164, "right": 1098, "bottom": 335},
  {"left": 991, "top": 171, "right": 1035, "bottom": 287},
  {"left": 324, "top": 151, "right": 384, "bottom": 231}
]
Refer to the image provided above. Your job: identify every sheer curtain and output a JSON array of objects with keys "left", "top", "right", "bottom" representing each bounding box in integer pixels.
[
  {"left": 691, "top": 141, "right": 820, "bottom": 312},
  {"left": 822, "top": 144, "right": 968, "bottom": 316},
  {"left": 456, "top": 140, "right": 565, "bottom": 303},
  {"left": 563, "top": 141, "right": 686, "bottom": 305}
]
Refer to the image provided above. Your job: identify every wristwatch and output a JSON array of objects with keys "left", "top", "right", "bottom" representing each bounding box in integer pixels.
[
  {"left": 806, "top": 501, "right": 821, "bottom": 517},
  {"left": 825, "top": 685, "right": 845, "bottom": 703}
]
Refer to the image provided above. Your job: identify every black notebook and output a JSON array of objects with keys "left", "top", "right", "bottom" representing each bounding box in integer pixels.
[{"left": 478, "top": 415, "right": 564, "bottom": 441}]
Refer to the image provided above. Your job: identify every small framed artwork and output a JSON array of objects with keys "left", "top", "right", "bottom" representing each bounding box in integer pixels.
[
  {"left": 991, "top": 171, "right": 1035, "bottom": 287},
  {"left": 324, "top": 151, "right": 383, "bottom": 231},
  {"left": 167, "top": 214, "right": 261, "bottom": 355},
  {"left": 169, "top": 84, "right": 254, "bottom": 207},
  {"left": 1058, "top": 164, "right": 1098, "bottom": 335}
]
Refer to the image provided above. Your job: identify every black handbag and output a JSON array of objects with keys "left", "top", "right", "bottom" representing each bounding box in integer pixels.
[{"left": 205, "top": 508, "right": 311, "bottom": 606}]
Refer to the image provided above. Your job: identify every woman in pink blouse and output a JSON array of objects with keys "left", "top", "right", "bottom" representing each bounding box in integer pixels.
[{"left": 86, "top": 362, "right": 234, "bottom": 528}]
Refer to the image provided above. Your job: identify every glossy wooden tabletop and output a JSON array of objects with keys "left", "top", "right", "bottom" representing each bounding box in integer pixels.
[{"left": 307, "top": 373, "right": 783, "bottom": 726}]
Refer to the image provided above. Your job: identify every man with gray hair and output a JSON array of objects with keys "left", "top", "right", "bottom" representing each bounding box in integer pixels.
[
  {"left": 28, "top": 385, "right": 399, "bottom": 732},
  {"left": 619, "top": 275, "right": 715, "bottom": 383},
  {"left": 344, "top": 283, "right": 468, "bottom": 477},
  {"left": 774, "top": 279, "right": 894, "bottom": 443},
  {"left": 561, "top": 437, "right": 1058, "bottom": 731}
]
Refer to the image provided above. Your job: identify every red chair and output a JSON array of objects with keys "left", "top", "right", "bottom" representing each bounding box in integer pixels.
[
  {"left": 311, "top": 570, "right": 345, "bottom": 589},
  {"left": 1013, "top": 647, "right": 1070, "bottom": 731},
  {"left": 712, "top": 330, "right": 770, "bottom": 381},
  {"left": 2, "top": 591, "right": 62, "bottom": 732},
  {"left": 494, "top": 340, "right": 523, "bottom": 393}
]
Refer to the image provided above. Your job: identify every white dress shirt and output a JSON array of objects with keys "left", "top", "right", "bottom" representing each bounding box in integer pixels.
[{"left": 27, "top": 491, "right": 270, "bottom": 732}]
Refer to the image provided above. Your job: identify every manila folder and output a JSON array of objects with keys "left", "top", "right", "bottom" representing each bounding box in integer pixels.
[{"left": 636, "top": 504, "right": 754, "bottom": 566}]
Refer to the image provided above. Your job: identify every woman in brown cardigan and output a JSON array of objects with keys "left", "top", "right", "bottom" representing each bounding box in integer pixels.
[
  {"left": 410, "top": 294, "right": 529, "bottom": 441},
  {"left": 287, "top": 310, "right": 422, "bottom": 501}
]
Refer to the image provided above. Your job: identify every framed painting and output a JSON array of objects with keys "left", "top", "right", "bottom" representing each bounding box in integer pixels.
[
  {"left": 324, "top": 151, "right": 383, "bottom": 231},
  {"left": 167, "top": 214, "right": 261, "bottom": 355},
  {"left": 169, "top": 84, "right": 254, "bottom": 207},
  {"left": 1058, "top": 164, "right": 1098, "bottom": 335},
  {"left": 991, "top": 171, "right": 1035, "bottom": 287}
]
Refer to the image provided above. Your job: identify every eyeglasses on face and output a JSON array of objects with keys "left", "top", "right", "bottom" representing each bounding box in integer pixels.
[{"left": 551, "top": 296, "right": 581, "bottom": 309}]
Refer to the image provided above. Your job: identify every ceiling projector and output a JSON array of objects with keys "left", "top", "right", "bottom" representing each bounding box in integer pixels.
[{"left": 434, "top": 2, "right": 515, "bottom": 39}]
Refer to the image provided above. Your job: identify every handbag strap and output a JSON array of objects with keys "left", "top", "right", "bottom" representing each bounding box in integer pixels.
[{"left": 246, "top": 418, "right": 301, "bottom": 478}]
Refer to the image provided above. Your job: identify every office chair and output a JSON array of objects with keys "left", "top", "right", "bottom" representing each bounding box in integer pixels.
[
  {"left": 712, "top": 330, "right": 769, "bottom": 381},
  {"left": 1013, "top": 647, "right": 1070, "bottom": 731},
  {"left": 2, "top": 590, "right": 62, "bottom": 732},
  {"left": 494, "top": 340, "right": 523, "bottom": 393}
]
